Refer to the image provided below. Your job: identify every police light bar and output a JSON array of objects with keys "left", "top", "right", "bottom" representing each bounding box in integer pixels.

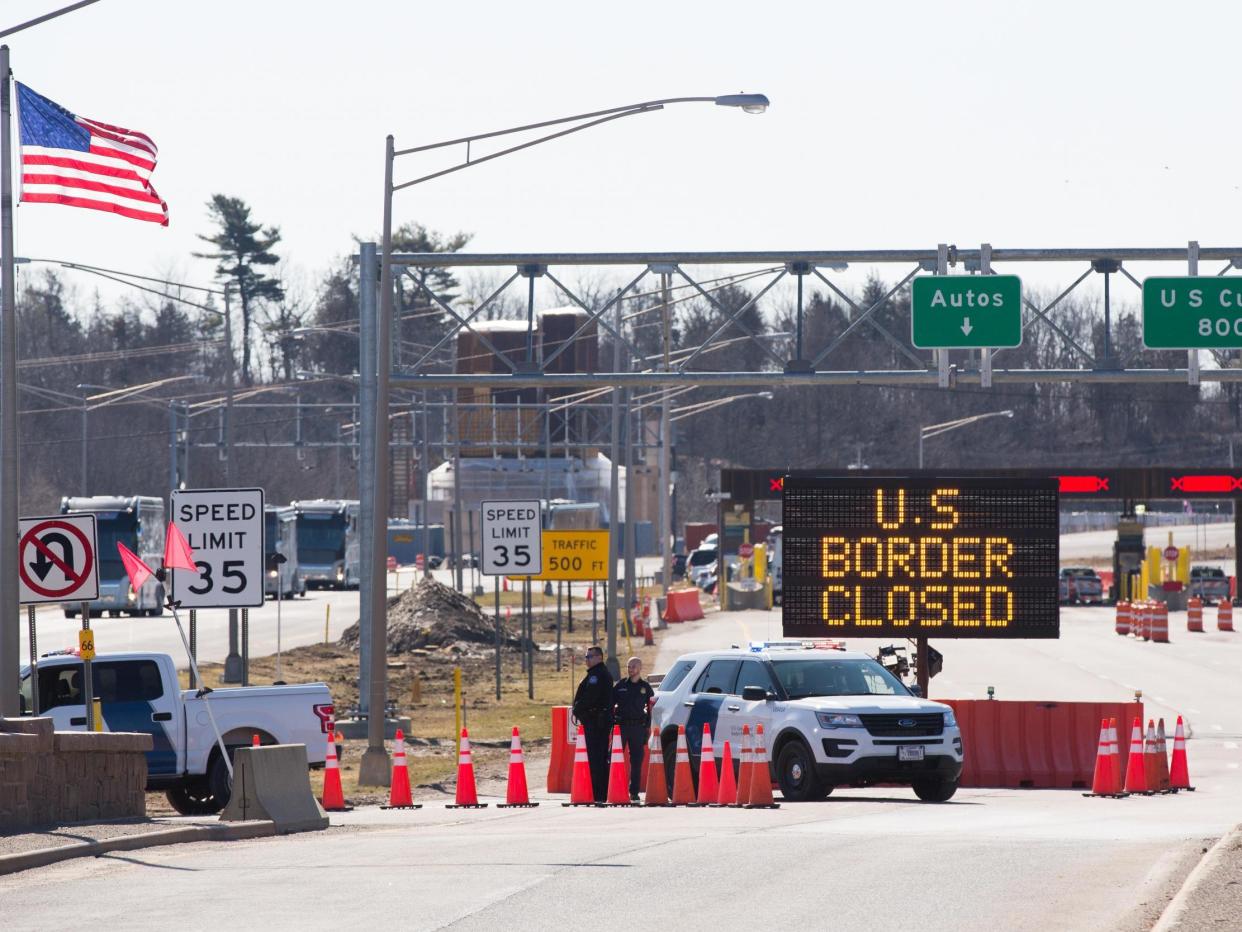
[{"left": 748, "top": 639, "right": 847, "bottom": 652}]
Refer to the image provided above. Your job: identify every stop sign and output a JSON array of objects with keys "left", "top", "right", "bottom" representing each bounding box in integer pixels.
[
  {"left": 1163, "top": 546, "right": 1179, "bottom": 561},
  {"left": 739, "top": 543, "right": 754, "bottom": 558}
]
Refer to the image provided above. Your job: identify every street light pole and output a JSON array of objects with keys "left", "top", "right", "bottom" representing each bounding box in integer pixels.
[
  {"left": 659, "top": 273, "right": 672, "bottom": 600},
  {"left": 358, "top": 138, "right": 396, "bottom": 787},
  {"left": 357, "top": 92, "right": 769, "bottom": 779}
]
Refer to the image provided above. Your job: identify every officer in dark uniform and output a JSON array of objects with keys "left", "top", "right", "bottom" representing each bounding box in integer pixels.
[
  {"left": 613, "top": 656, "right": 654, "bottom": 801},
  {"left": 572, "top": 645, "right": 614, "bottom": 802}
]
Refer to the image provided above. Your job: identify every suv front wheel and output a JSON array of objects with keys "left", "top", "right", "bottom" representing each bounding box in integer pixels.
[
  {"left": 912, "top": 777, "right": 958, "bottom": 802},
  {"left": 776, "top": 740, "right": 830, "bottom": 802}
]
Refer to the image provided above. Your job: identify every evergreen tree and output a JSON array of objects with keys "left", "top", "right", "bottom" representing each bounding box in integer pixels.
[{"left": 195, "top": 195, "right": 284, "bottom": 384}]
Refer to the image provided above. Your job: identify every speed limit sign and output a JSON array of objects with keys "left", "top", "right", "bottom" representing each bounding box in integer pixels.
[
  {"left": 170, "top": 488, "right": 265, "bottom": 608},
  {"left": 481, "top": 500, "right": 542, "bottom": 576}
]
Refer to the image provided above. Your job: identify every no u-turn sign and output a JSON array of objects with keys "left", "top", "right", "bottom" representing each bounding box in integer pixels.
[{"left": 18, "top": 513, "right": 100, "bottom": 605}]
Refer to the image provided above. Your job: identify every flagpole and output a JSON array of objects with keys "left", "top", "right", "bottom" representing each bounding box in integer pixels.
[
  {"left": 0, "top": 45, "right": 20, "bottom": 717},
  {"left": 168, "top": 602, "right": 233, "bottom": 780}
]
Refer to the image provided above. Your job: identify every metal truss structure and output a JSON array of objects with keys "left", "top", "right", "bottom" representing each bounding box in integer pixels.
[{"left": 386, "top": 242, "right": 1241, "bottom": 390}]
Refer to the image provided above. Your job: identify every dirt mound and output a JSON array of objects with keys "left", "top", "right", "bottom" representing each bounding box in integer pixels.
[{"left": 339, "top": 578, "right": 520, "bottom": 654}]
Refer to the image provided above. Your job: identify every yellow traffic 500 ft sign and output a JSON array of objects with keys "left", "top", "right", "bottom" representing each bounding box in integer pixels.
[{"left": 510, "top": 530, "right": 610, "bottom": 581}]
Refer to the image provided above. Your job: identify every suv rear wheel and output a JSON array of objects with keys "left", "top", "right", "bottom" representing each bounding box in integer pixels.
[
  {"left": 776, "top": 740, "right": 829, "bottom": 802},
  {"left": 912, "top": 777, "right": 958, "bottom": 802}
]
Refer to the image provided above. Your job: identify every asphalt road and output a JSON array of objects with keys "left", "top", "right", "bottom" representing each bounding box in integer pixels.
[{"left": 5, "top": 601, "right": 1237, "bottom": 930}]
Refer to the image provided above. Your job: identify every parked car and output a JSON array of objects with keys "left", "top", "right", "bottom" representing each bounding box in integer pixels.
[{"left": 19, "top": 650, "right": 334, "bottom": 816}]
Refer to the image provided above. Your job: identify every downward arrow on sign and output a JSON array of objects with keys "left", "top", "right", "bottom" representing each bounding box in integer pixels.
[{"left": 961, "top": 317, "right": 973, "bottom": 336}]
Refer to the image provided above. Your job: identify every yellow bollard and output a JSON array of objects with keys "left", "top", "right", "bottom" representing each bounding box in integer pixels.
[
  {"left": 324, "top": 604, "right": 331, "bottom": 644},
  {"left": 91, "top": 697, "right": 103, "bottom": 732}
]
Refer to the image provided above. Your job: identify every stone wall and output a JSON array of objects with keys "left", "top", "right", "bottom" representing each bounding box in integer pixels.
[{"left": 0, "top": 717, "right": 152, "bottom": 832}]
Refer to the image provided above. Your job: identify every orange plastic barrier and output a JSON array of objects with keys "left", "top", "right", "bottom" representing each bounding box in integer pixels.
[
  {"left": 1114, "top": 601, "right": 1131, "bottom": 636},
  {"left": 1219, "top": 599, "right": 1234, "bottom": 632},
  {"left": 663, "top": 589, "right": 705, "bottom": 623},
  {"left": 1151, "top": 603, "right": 1170, "bottom": 643},
  {"left": 548, "top": 706, "right": 574, "bottom": 793},
  {"left": 1187, "top": 597, "right": 1204, "bottom": 633},
  {"left": 943, "top": 699, "right": 1143, "bottom": 789},
  {"left": 547, "top": 706, "right": 647, "bottom": 794}
]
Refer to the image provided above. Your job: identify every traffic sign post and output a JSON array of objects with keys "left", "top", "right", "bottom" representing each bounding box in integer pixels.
[
  {"left": 18, "top": 514, "right": 99, "bottom": 605},
  {"left": 1142, "top": 277, "right": 1242, "bottom": 348},
  {"left": 169, "top": 489, "right": 266, "bottom": 609},
  {"left": 481, "top": 500, "right": 543, "bottom": 576},
  {"left": 911, "top": 275, "right": 1022, "bottom": 349}
]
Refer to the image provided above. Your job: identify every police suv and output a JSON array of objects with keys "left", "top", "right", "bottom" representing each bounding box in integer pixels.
[{"left": 651, "top": 641, "right": 963, "bottom": 802}]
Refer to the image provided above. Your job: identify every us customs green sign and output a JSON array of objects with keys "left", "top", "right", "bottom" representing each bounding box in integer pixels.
[
  {"left": 1142, "top": 278, "right": 1242, "bottom": 348},
  {"left": 911, "top": 276, "right": 1022, "bottom": 349}
]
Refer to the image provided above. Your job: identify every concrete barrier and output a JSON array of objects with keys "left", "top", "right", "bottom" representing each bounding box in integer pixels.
[
  {"left": 219, "top": 745, "right": 328, "bottom": 833},
  {"left": 942, "top": 699, "right": 1143, "bottom": 789},
  {"left": 663, "top": 589, "right": 704, "bottom": 623}
]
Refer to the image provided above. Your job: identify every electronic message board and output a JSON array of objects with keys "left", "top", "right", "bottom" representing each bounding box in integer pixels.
[{"left": 782, "top": 476, "right": 1059, "bottom": 639}]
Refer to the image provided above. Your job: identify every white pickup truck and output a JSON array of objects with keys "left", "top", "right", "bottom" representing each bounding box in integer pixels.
[{"left": 18, "top": 650, "right": 334, "bottom": 815}]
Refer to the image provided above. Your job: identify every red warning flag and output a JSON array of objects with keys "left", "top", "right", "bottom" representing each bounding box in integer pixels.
[
  {"left": 164, "top": 521, "right": 197, "bottom": 572},
  {"left": 117, "top": 542, "right": 154, "bottom": 592}
]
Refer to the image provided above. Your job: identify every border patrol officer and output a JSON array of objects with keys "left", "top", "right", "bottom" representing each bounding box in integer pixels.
[
  {"left": 613, "top": 656, "right": 653, "bottom": 801},
  {"left": 572, "top": 645, "right": 614, "bottom": 802}
]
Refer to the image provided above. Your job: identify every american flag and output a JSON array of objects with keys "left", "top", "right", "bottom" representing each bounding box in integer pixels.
[{"left": 16, "top": 83, "right": 168, "bottom": 226}]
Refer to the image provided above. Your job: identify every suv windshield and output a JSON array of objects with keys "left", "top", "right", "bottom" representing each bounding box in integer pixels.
[{"left": 771, "top": 658, "right": 909, "bottom": 699}]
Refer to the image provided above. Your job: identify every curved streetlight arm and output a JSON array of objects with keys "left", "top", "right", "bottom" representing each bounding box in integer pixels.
[
  {"left": 392, "top": 94, "right": 768, "bottom": 192},
  {"left": 394, "top": 95, "right": 762, "bottom": 156}
]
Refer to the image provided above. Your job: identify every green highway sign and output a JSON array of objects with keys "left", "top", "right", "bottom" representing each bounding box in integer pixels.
[
  {"left": 1142, "top": 277, "right": 1242, "bottom": 349},
  {"left": 911, "top": 275, "right": 1022, "bottom": 349}
]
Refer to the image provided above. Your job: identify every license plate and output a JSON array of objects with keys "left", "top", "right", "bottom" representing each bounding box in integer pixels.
[{"left": 898, "top": 746, "right": 925, "bottom": 762}]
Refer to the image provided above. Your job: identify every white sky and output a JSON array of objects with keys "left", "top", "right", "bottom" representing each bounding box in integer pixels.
[{"left": 8, "top": 0, "right": 1242, "bottom": 312}]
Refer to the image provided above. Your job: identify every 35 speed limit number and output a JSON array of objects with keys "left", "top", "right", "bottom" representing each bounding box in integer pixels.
[{"left": 481, "top": 500, "right": 543, "bottom": 577}]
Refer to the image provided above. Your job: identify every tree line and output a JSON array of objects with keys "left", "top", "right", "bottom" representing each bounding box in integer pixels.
[{"left": 12, "top": 194, "right": 1232, "bottom": 526}]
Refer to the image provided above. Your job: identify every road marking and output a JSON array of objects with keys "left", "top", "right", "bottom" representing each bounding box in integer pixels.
[
  {"left": 1189, "top": 708, "right": 1202, "bottom": 715},
  {"left": 1225, "top": 742, "right": 1238, "bottom": 750},
  {"left": 1212, "top": 724, "right": 1224, "bottom": 731},
  {"left": 1154, "top": 696, "right": 1168, "bottom": 704},
  {"left": 1229, "top": 763, "right": 1240, "bottom": 770}
]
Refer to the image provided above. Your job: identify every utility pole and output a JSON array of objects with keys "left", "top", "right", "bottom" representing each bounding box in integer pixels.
[
  {"left": 605, "top": 291, "right": 623, "bottom": 679},
  {"left": 659, "top": 272, "right": 673, "bottom": 599},
  {"left": 222, "top": 284, "right": 242, "bottom": 684}
]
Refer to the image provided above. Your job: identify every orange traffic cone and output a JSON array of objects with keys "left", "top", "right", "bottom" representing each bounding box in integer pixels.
[
  {"left": 1084, "top": 718, "right": 1122, "bottom": 797},
  {"left": 1109, "top": 717, "right": 1124, "bottom": 794},
  {"left": 498, "top": 726, "right": 538, "bottom": 808},
  {"left": 321, "top": 730, "right": 348, "bottom": 811},
  {"left": 670, "top": 725, "right": 696, "bottom": 805},
  {"left": 606, "top": 726, "right": 634, "bottom": 805},
  {"left": 1169, "top": 715, "right": 1195, "bottom": 790},
  {"left": 744, "top": 724, "right": 779, "bottom": 808},
  {"left": 382, "top": 729, "right": 421, "bottom": 809},
  {"left": 446, "top": 727, "right": 488, "bottom": 808},
  {"left": 643, "top": 621, "right": 655, "bottom": 647},
  {"left": 714, "top": 740, "right": 737, "bottom": 806},
  {"left": 1143, "top": 720, "right": 1159, "bottom": 793},
  {"left": 1123, "top": 717, "right": 1148, "bottom": 794},
  {"left": 564, "top": 725, "right": 598, "bottom": 806},
  {"left": 1156, "top": 719, "right": 1171, "bottom": 792},
  {"left": 693, "top": 723, "right": 719, "bottom": 806},
  {"left": 733, "top": 724, "right": 754, "bottom": 807},
  {"left": 644, "top": 727, "right": 670, "bottom": 806}
]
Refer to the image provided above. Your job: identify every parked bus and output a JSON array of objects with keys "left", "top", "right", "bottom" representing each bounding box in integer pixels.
[
  {"left": 291, "top": 499, "right": 360, "bottom": 589},
  {"left": 264, "top": 505, "right": 306, "bottom": 599},
  {"left": 60, "top": 495, "right": 165, "bottom": 617}
]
